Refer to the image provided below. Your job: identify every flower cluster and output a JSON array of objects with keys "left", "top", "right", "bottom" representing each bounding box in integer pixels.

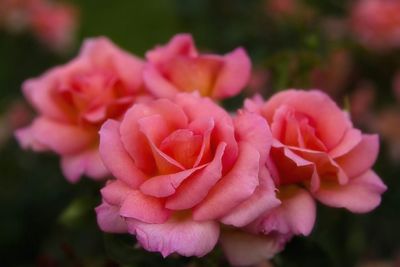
[{"left": 16, "top": 34, "right": 386, "bottom": 266}]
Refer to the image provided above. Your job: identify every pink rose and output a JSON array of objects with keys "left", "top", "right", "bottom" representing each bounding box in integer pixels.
[
  {"left": 95, "top": 93, "right": 279, "bottom": 259},
  {"left": 245, "top": 89, "right": 386, "bottom": 234},
  {"left": 15, "top": 37, "right": 148, "bottom": 182},
  {"left": 351, "top": 0, "right": 400, "bottom": 51},
  {"left": 143, "top": 34, "right": 251, "bottom": 100},
  {"left": 29, "top": 0, "right": 78, "bottom": 52}
]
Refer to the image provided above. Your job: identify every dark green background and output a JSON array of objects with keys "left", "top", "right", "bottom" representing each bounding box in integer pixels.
[{"left": 1, "top": 1, "right": 399, "bottom": 266}]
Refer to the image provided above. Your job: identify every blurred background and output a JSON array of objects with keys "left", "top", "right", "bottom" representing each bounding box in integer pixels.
[{"left": 1, "top": 0, "right": 400, "bottom": 266}]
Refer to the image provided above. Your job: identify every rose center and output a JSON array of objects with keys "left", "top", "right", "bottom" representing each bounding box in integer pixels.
[{"left": 159, "top": 129, "right": 203, "bottom": 169}]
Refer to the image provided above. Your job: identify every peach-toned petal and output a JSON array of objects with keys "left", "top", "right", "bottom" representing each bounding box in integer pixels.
[
  {"left": 193, "top": 143, "right": 260, "bottom": 220},
  {"left": 258, "top": 186, "right": 316, "bottom": 236},
  {"left": 120, "top": 100, "right": 188, "bottom": 173},
  {"left": 158, "top": 129, "right": 202, "bottom": 168},
  {"left": 336, "top": 134, "right": 379, "bottom": 178},
  {"left": 22, "top": 78, "right": 71, "bottom": 121},
  {"left": 220, "top": 230, "right": 287, "bottom": 267},
  {"left": 95, "top": 202, "right": 128, "bottom": 233},
  {"left": 100, "top": 180, "right": 133, "bottom": 206},
  {"left": 165, "top": 143, "right": 226, "bottom": 210},
  {"left": 99, "top": 119, "right": 147, "bottom": 188},
  {"left": 27, "top": 117, "right": 94, "bottom": 155},
  {"left": 212, "top": 47, "right": 251, "bottom": 99},
  {"left": 165, "top": 56, "right": 223, "bottom": 96},
  {"left": 127, "top": 216, "right": 219, "bottom": 257},
  {"left": 234, "top": 112, "right": 272, "bottom": 163},
  {"left": 143, "top": 64, "right": 180, "bottom": 98},
  {"left": 14, "top": 125, "right": 48, "bottom": 152},
  {"left": 120, "top": 190, "right": 171, "bottom": 223},
  {"left": 61, "top": 149, "right": 108, "bottom": 183},
  {"left": 314, "top": 170, "right": 387, "bottom": 213},
  {"left": 140, "top": 165, "right": 205, "bottom": 198},
  {"left": 221, "top": 171, "right": 280, "bottom": 227},
  {"left": 329, "top": 128, "right": 362, "bottom": 158},
  {"left": 146, "top": 34, "right": 197, "bottom": 64}
]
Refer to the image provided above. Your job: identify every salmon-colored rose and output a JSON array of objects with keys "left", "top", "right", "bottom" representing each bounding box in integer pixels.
[
  {"left": 95, "top": 93, "right": 279, "bottom": 258},
  {"left": 245, "top": 90, "right": 386, "bottom": 234},
  {"left": 143, "top": 34, "right": 251, "bottom": 100},
  {"left": 15, "top": 37, "right": 149, "bottom": 182}
]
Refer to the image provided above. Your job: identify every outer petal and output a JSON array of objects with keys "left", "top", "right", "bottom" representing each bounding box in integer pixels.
[
  {"left": 234, "top": 111, "right": 272, "bottom": 163},
  {"left": 127, "top": 216, "right": 219, "bottom": 257},
  {"left": 221, "top": 171, "right": 280, "bottom": 227},
  {"left": 99, "top": 120, "right": 147, "bottom": 188},
  {"left": 212, "top": 48, "right": 251, "bottom": 99},
  {"left": 100, "top": 180, "right": 133, "bottom": 206},
  {"left": 336, "top": 134, "right": 379, "bottom": 178},
  {"left": 120, "top": 190, "right": 170, "bottom": 224},
  {"left": 220, "top": 230, "right": 287, "bottom": 267},
  {"left": 22, "top": 78, "right": 72, "bottom": 121},
  {"left": 95, "top": 202, "right": 128, "bottom": 233},
  {"left": 146, "top": 34, "right": 197, "bottom": 64},
  {"left": 21, "top": 117, "right": 94, "bottom": 155},
  {"left": 143, "top": 64, "right": 179, "bottom": 98},
  {"left": 258, "top": 186, "right": 316, "bottom": 236},
  {"left": 193, "top": 143, "right": 260, "bottom": 220},
  {"left": 61, "top": 149, "right": 108, "bottom": 183},
  {"left": 314, "top": 170, "right": 387, "bottom": 213},
  {"left": 329, "top": 128, "right": 362, "bottom": 158}
]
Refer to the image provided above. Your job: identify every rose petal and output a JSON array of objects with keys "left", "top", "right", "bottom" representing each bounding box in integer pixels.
[
  {"left": 336, "top": 134, "right": 379, "bottom": 178},
  {"left": 314, "top": 170, "right": 387, "bottom": 213},
  {"left": 61, "top": 149, "right": 108, "bottom": 183},
  {"left": 99, "top": 119, "right": 147, "bottom": 188},
  {"left": 193, "top": 143, "right": 260, "bottom": 220},
  {"left": 95, "top": 202, "right": 128, "bottom": 233},
  {"left": 212, "top": 47, "right": 251, "bottom": 99},
  {"left": 258, "top": 186, "right": 316, "bottom": 236},
  {"left": 120, "top": 190, "right": 170, "bottom": 223},
  {"left": 262, "top": 90, "right": 352, "bottom": 150},
  {"left": 101, "top": 180, "right": 133, "bottom": 206},
  {"left": 140, "top": 165, "right": 205, "bottom": 198},
  {"left": 127, "top": 215, "right": 219, "bottom": 257},
  {"left": 220, "top": 230, "right": 287, "bottom": 267},
  {"left": 234, "top": 112, "right": 273, "bottom": 163},
  {"left": 221, "top": 170, "right": 280, "bottom": 227},
  {"left": 146, "top": 34, "right": 197, "bottom": 64},
  {"left": 24, "top": 117, "right": 94, "bottom": 155},
  {"left": 143, "top": 64, "right": 180, "bottom": 98},
  {"left": 166, "top": 142, "right": 226, "bottom": 210},
  {"left": 329, "top": 128, "right": 362, "bottom": 158}
]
